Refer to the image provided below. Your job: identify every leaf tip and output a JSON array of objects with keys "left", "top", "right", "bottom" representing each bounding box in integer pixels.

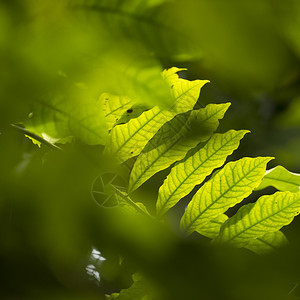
[
  {"left": 266, "top": 156, "right": 275, "bottom": 163},
  {"left": 217, "top": 102, "right": 231, "bottom": 115},
  {"left": 242, "top": 129, "right": 251, "bottom": 136}
]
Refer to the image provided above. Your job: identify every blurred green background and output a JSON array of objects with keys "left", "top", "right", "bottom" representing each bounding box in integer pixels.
[{"left": 1, "top": 0, "right": 300, "bottom": 299}]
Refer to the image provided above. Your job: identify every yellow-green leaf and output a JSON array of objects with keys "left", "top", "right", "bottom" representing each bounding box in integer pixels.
[
  {"left": 25, "top": 90, "right": 108, "bottom": 145},
  {"left": 25, "top": 135, "right": 41, "bottom": 148},
  {"left": 256, "top": 165, "right": 300, "bottom": 192},
  {"left": 100, "top": 93, "right": 134, "bottom": 131},
  {"left": 156, "top": 129, "right": 248, "bottom": 216},
  {"left": 195, "top": 213, "right": 288, "bottom": 255},
  {"left": 106, "top": 68, "right": 209, "bottom": 163},
  {"left": 162, "top": 67, "right": 209, "bottom": 114},
  {"left": 106, "top": 108, "right": 174, "bottom": 163},
  {"left": 181, "top": 157, "right": 273, "bottom": 235},
  {"left": 244, "top": 231, "right": 288, "bottom": 255},
  {"left": 216, "top": 191, "right": 300, "bottom": 247},
  {"left": 128, "top": 103, "right": 230, "bottom": 193},
  {"left": 196, "top": 214, "right": 229, "bottom": 239}
]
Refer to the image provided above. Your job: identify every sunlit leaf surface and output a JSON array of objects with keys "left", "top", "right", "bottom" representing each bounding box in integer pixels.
[
  {"left": 216, "top": 191, "right": 300, "bottom": 247},
  {"left": 156, "top": 129, "right": 248, "bottom": 216},
  {"left": 256, "top": 165, "right": 300, "bottom": 192},
  {"left": 181, "top": 157, "right": 273, "bottom": 235},
  {"left": 129, "top": 103, "right": 230, "bottom": 193}
]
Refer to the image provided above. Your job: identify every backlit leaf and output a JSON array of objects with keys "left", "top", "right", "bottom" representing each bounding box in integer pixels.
[
  {"left": 156, "top": 129, "right": 249, "bottom": 216},
  {"left": 244, "top": 231, "right": 288, "bottom": 255},
  {"left": 196, "top": 214, "right": 228, "bottom": 239},
  {"left": 216, "top": 191, "right": 300, "bottom": 247},
  {"left": 100, "top": 93, "right": 134, "bottom": 132},
  {"left": 256, "top": 165, "right": 300, "bottom": 192},
  {"left": 196, "top": 214, "right": 288, "bottom": 255},
  {"left": 106, "top": 68, "right": 209, "bottom": 163},
  {"left": 128, "top": 103, "right": 230, "bottom": 193},
  {"left": 25, "top": 88, "right": 108, "bottom": 145},
  {"left": 181, "top": 157, "right": 273, "bottom": 235}
]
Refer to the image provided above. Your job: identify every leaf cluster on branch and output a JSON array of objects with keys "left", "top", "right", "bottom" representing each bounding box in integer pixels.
[{"left": 22, "top": 67, "right": 300, "bottom": 299}]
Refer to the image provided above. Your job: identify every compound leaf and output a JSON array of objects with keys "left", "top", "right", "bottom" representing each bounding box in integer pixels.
[
  {"left": 156, "top": 129, "right": 249, "bottom": 216},
  {"left": 216, "top": 191, "right": 300, "bottom": 247},
  {"left": 181, "top": 157, "right": 273, "bottom": 235},
  {"left": 128, "top": 103, "right": 230, "bottom": 193}
]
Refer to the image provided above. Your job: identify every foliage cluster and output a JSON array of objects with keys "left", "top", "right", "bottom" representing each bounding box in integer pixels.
[
  {"left": 21, "top": 67, "right": 300, "bottom": 299},
  {"left": 2, "top": 1, "right": 300, "bottom": 299}
]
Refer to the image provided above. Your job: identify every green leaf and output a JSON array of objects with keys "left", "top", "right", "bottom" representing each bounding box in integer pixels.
[
  {"left": 128, "top": 103, "right": 230, "bottom": 193},
  {"left": 162, "top": 67, "right": 186, "bottom": 79},
  {"left": 181, "top": 157, "right": 273, "bottom": 235},
  {"left": 196, "top": 214, "right": 229, "bottom": 239},
  {"left": 100, "top": 93, "right": 134, "bottom": 132},
  {"left": 156, "top": 129, "right": 249, "bottom": 216},
  {"left": 117, "top": 104, "right": 151, "bottom": 126},
  {"left": 216, "top": 191, "right": 300, "bottom": 247},
  {"left": 244, "top": 231, "right": 288, "bottom": 255},
  {"left": 196, "top": 214, "right": 288, "bottom": 255},
  {"left": 25, "top": 88, "right": 108, "bottom": 145},
  {"left": 106, "top": 108, "right": 174, "bottom": 163},
  {"left": 106, "top": 68, "right": 209, "bottom": 163},
  {"left": 26, "top": 1, "right": 185, "bottom": 110},
  {"left": 162, "top": 67, "right": 209, "bottom": 114},
  {"left": 115, "top": 191, "right": 150, "bottom": 216},
  {"left": 25, "top": 135, "right": 41, "bottom": 148},
  {"left": 95, "top": 47, "right": 173, "bottom": 108},
  {"left": 256, "top": 165, "right": 300, "bottom": 192}
]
